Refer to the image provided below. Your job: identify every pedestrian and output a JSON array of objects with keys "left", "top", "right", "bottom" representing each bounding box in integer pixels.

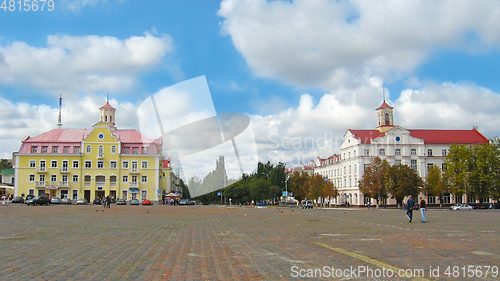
[
  {"left": 106, "top": 195, "right": 111, "bottom": 208},
  {"left": 1, "top": 195, "right": 5, "bottom": 206},
  {"left": 102, "top": 197, "right": 106, "bottom": 208},
  {"left": 406, "top": 195, "right": 415, "bottom": 223},
  {"left": 419, "top": 197, "right": 426, "bottom": 223}
]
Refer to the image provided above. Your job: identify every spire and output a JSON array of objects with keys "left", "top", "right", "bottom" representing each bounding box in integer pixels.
[{"left": 57, "top": 94, "right": 62, "bottom": 129}]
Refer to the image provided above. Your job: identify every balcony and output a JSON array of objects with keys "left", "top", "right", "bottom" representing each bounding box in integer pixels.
[
  {"left": 36, "top": 167, "right": 47, "bottom": 173},
  {"left": 110, "top": 182, "right": 117, "bottom": 187},
  {"left": 130, "top": 167, "right": 139, "bottom": 174},
  {"left": 58, "top": 181, "right": 69, "bottom": 188},
  {"left": 129, "top": 182, "right": 139, "bottom": 188},
  {"left": 35, "top": 181, "right": 47, "bottom": 187},
  {"left": 84, "top": 181, "right": 91, "bottom": 187},
  {"left": 59, "top": 167, "right": 69, "bottom": 173},
  {"left": 97, "top": 153, "right": 104, "bottom": 159}
]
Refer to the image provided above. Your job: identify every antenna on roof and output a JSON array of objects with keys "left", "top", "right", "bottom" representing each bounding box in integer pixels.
[
  {"left": 383, "top": 87, "right": 385, "bottom": 103},
  {"left": 57, "top": 94, "right": 62, "bottom": 129},
  {"left": 107, "top": 92, "right": 109, "bottom": 103}
]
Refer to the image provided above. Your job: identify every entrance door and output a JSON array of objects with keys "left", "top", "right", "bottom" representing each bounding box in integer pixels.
[
  {"left": 122, "top": 190, "right": 128, "bottom": 200},
  {"left": 50, "top": 190, "right": 56, "bottom": 199},
  {"left": 96, "top": 190, "right": 105, "bottom": 200},
  {"left": 84, "top": 190, "right": 91, "bottom": 202}
]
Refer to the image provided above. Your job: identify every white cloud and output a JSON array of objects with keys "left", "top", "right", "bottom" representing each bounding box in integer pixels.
[
  {"left": 0, "top": 31, "right": 174, "bottom": 94},
  {"left": 218, "top": 0, "right": 500, "bottom": 89}
]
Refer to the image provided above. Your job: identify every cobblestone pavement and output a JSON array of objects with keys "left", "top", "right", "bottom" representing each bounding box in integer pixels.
[{"left": 0, "top": 204, "right": 499, "bottom": 280}]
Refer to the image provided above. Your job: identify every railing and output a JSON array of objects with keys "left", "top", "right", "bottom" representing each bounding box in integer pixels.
[
  {"left": 97, "top": 153, "right": 104, "bottom": 159},
  {"left": 84, "top": 181, "right": 91, "bottom": 187},
  {"left": 110, "top": 182, "right": 116, "bottom": 187},
  {"left": 36, "top": 167, "right": 47, "bottom": 173},
  {"left": 59, "top": 167, "right": 69, "bottom": 173},
  {"left": 58, "top": 181, "right": 69, "bottom": 187},
  {"left": 35, "top": 181, "right": 46, "bottom": 187},
  {"left": 130, "top": 167, "right": 139, "bottom": 173},
  {"left": 129, "top": 182, "right": 139, "bottom": 188}
]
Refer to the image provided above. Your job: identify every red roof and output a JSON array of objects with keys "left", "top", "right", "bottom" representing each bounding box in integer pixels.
[
  {"left": 99, "top": 102, "right": 115, "bottom": 110},
  {"left": 23, "top": 129, "right": 92, "bottom": 143},
  {"left": 163, "top": 159, "right": 171, "bottom": 168},
  {"left": 349, "top": 129, "right": 489, "bottom": 145},
  {"left": 376, "top": 101, "right": 394, "bottom": 110}
]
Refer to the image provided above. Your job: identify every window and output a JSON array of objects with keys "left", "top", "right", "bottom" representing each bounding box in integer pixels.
[
  {"left": 411, "top": 149, "right": 417, "bottom": 155},
  {"left": 64, "top": 146, "right": 70, "bottom": 153},
  {"left": 141, "top": 190, "right": 147, "bottom": 200},
  {"left": 74, "top": 146, "right": 80, "bottom": 153},
  {"left": 51, "top": 175, "right": 57, "bottom": 183},
  {"left": 427, "top": 163, "right": 433, "bottom": 171},
  {"left": 40, "top": 160, "right": 46, "bottom": 168},
  {"left": 97, "top": 161, "right": 104, "bottom": 169},
  {"left": 133, "top": 147, "right": 139, "bottom": 154},
  {"left": 131, "top": 175, "right": 138, "bottom": 183},
  {"left": 73, "top": 160, "right": 79, "bottom": 168},
  {"left": 143, "top": 147, "right": 147, "bottom": 154},
  {"left": 72, "top": 175, "right": 79, "bottom": 183},
  {"left": 42, "top": 146, "right": 48, "bottom": 153},
  {"left": 98, "top": 145, "right": 104, "bottom": 157},
  {"left": 62, "top": 175, "right": 68, "bottom": 182},
  {"left": 141, "top": 161, "right": 148, "bottom": 169},
  {"left": 131, "top": 161, "right": 138, "bottom": 170},
  {"left": 86, "top": 145, "right": 91, "bottom": 154},
  {"left": 353, "top": 150, "right": 356, "bottom": 157},
  {"left": 348, "top": 152, "right": 351, "bottom": 158},
  {"left": 111, "top": 145, "right": 117, "bottom": 154},
  {"left": 29, "top": 160, "right": 36, "bottom": 168},
  {"left": 52, "top": 146, "right": 58, "bottom": 153},
  {"left": 85, "top": 161, "right": 92, "bottom": 168},
  {"left": 428, "top": 196, "right": 436, "bottom": 204},
  {"left": 122, "top": 161, "right": 129, "bottom": 169},
  {"left": 411, "top": 160, "right": 417, "bottom": 170},
  {"left": 123, "top": 147, "right": 129, "bottom": 154},
  {"left": 427, "top": 149, "right": 433, "bottom": 156},
  {"left": 364, "top": 149, "right": 369, "bottom": 156},
  {"left": 31, "top": 146, "right": 38, "bottom": 153},
  {"left": 395, "top": 160, "right": 401, "bottom": 165},
  {"left": 29, "top": 174, "right": 35, "bottom": 182},
  {"left": 442, "top": 149, "right": 447, "bottom": 156},
  {"left": 122, "top": 175, "right": 128, "bottom": 183},
  {"left": 379, "top": 149, "right": 385, "bottom": 156},
  {"left": 395, "top": 149, "right": 401, "bottom": 156},
  {"left": 441, "top": 193, "right": 450, "bottom": 204},
  {"left": 72, "top": 190, "right": 78, "bottom": 200},
  {"left": 141, "top": 175, "right": 148, "bottom": 183},
  {"left": 51, "top": 160, "right": 57, "bottom": 168},
  {"left": 442, "top": 163, "right": 447, "bottom": 171},
  {"left": 364, "top": 164, "right": 368, "bottom": 171},
  {"left": 110, "top": 161, "right": 117, "bottom": 169},
  {"left": 39, "top": 174, "right": 45, "bottom": 182}
]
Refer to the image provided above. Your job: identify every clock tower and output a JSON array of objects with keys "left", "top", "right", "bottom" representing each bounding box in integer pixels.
[{"left": 99, "top": 101, "right": 116, "bottom": 131}]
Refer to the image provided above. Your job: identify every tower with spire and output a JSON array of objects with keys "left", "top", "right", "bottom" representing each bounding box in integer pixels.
[
  {"left": 99, "top": 96, "right": 116, "bottom": 131},
  {"left": 376, "top": 88, "right": 394, "bottom": 133}
]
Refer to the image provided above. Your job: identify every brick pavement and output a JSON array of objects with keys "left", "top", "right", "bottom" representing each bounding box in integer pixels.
[{"left": 0, "top": 204, "right": 499, "bottom": 280}]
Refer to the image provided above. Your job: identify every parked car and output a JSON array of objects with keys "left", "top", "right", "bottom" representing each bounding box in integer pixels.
[
  {"left": 179, "top": 199, "right": 195, "bottom": 205},
  {"left": 51, "top": 197, "right": 62, "bottom": 204},
  {"left": 12, "top": 196, "right": 24, "bottom": 203},
  {"left": 61, "top": 197, "right": 72, "bottom": 204},
  {"left": 142, "top": 199, "right": 152, "bottom": 205},
  {"left": 116, "top": 198, "right": 127, "bottom": 205},
  {"left": 76, "top": 198, "right": 88, "bottom": 205},
  {"left": 302, "top": 200, "right": 313, "bottom": 209},
  {"left": 93, "top": 198, "right": 102, "bottom": 205},
  {"left": 26, "top": 194, "right": 35, "bottom": 201},
  {"left": 26, "top": 196, "right": 51, "bottom": 206},
  {"left": 451, "top": 204, "right": 473, "bottom": 210},
  {"left": 130, "top": 199, "right": 140, "bottom": 205}
]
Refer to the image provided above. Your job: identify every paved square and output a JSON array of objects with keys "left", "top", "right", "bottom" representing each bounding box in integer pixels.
[{"left": 1, "top": 204, "right": 499, "bottom": 280}]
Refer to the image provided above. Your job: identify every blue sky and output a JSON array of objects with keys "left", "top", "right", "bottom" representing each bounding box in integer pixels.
[{"left": 2, "top": 0, "right": 500, "bottom": 169}]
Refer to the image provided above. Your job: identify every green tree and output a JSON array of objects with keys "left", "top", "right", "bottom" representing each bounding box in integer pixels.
[
  {"left": 288, "top": 170, "right": 310, "bottom": 202},
  {"left": 358, "top": 157, "right": 390, "bottom": 207},
  {"left": 387, "top": 164, "right": 423, "bottom": 207},
  {"left": 424, "top": 165, "right": 446, "bottom": 207}
]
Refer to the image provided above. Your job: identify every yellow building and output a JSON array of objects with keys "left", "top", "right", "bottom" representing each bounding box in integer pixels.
[{"left": 14, "top": 102, "right": 168, "bottom": 202}]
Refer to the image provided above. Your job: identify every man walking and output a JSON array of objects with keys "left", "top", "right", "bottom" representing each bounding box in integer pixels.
[
  {"left": 419, "top": 197, "right": 426, "bottom": 223},
  {"left": 406, "top": 195, "right": 414, "bottom": 223}
]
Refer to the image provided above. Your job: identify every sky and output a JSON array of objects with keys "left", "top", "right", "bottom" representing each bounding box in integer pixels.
[{"left": 2, "top": 0, "right": 500, "bottom": 179}]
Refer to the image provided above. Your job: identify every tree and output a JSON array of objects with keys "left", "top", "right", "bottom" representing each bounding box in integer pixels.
[
  {"left": 308, "top": 174, "right": 338, "bottom": 206},
  {"left": 424, "top": 165, "right": 446, "bottom": 207},
  {"left": 288, "top": 170, "right": 310, "bottom": 202},
  {"left": 358, "top": 157, "right": 390, "bottom": 207},
  {"left": 386, "top": 164, "right": 423, "bottom": 207}
]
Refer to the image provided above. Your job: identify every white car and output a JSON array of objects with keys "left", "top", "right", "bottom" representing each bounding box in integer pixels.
[{"left": 450, "top": 204, "right": 473, "bottom": 210}]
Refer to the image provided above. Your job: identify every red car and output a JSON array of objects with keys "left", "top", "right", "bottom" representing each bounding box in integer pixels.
[{"left": 142, "top": 199, "right": 152, "bottom": 205}]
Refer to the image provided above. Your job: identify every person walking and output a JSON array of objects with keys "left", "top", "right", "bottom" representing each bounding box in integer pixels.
[
  {"left": 406, "top": 195, "right": 415, "bottom": 223},
  {"left": 106, "top": 196, "right": 111, "bottom": 208},
  {"left": 419, "top": 197, "right": 426, "bottom": 223}
]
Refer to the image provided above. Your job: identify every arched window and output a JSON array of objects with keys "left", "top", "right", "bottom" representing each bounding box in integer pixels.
[
  {"left": 86, "top": 145, "right": 91, "bottom": 154},
  {"left": 111, "top": 145, "right": 117, "bottom": 154},
  {"left": 385, "top": 113, "right": 390, "bottom": 125}
]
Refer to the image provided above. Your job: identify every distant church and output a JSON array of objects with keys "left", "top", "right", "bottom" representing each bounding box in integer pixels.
[{"left": 313, "top": 99, "right": 489, "bottom": 207}]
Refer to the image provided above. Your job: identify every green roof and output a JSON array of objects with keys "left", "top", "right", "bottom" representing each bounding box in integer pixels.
[{"left": 0, "top": 168, "right": 14, "bottom": 175}]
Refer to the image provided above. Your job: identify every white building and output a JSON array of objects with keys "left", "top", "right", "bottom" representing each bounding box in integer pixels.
[{"left": 314, "top": 100, "right": 489, "bottom": 206}]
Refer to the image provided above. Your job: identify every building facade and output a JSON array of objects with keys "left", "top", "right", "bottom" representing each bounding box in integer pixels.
[
  {"left": 14, "top": 102, "right": 167, "bottom": 202},
  {"left": 313, "top": 100, "right": 490, "bottom": 206}
]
